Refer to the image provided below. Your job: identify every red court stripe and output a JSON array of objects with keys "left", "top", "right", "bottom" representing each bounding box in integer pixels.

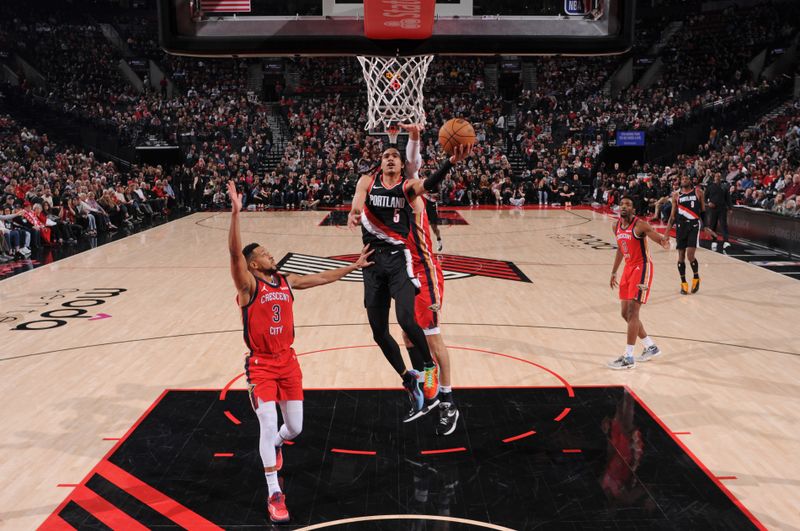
[
  {"left": 562, "top": 449, "right": 582, "bottom": 453},
  {"left": 447, "top": 346, "right": 575, "bottom": 397},
  {"left": 214, "top": 453, "right": 234, "bottom": 457},
  {"left": 716, "top": 476, "right": 738, "bottom": 480},
  {"left": 625, "top": 386, "right": 766, "bottom": 530},
  {"left": 220, "top": 371, "right": 246, "bottom": 401},
  {"left": 439, "top": 263, "right": 515, "bottom": 273},
  {"left": 224, "top": 410, "right": 242, "bottom": 425},
  {"left": 331, "top": 448, "right": 376, "bottom": 455},
  {"left": 420, "top": 447, "right": 467, "bottom": 455},
  {"left": 38, "top": 513, "right": 77, "bottom": 530},
  {"left": 43, "top": 390, "right": 171, "bottom": 525},
  {"left": 554, "top": 407, "right": 571, "bottom": 422},
  {"left": 72, "top": 485, "right": 149, "bottom": 530},
  {"left": 438, "top": 260, "right": 514, "bottom": 270},
  {"left": 502, "top": 430, "right": 536, "bottom": 443},
  {"left": 96, "top": 460, "right": 223, "bottom": 530}
]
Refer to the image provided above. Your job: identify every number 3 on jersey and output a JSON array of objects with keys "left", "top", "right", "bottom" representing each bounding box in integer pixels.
[{"left": 271, "top": 304, "right": 281, "bottom": 323}]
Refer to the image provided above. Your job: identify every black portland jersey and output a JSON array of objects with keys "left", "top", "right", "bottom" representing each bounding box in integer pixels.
[
  {"left": 361, "top": 172, "right": 413, "bottom": 247},
  {"left": 676, "top": 189, "right": 702, "bottom": 225}
]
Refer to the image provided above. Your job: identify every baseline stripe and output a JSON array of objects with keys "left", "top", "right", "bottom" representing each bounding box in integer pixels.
[
  {"left": 72, "top": 485, "right": 149, "bottom": 530},
  {"left": 96, "top": 460, "right": 223, "bottom": 530}
]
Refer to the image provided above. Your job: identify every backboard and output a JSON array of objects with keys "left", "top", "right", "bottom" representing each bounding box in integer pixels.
[{"left": 158, "top": 0, "right": 635, "bottom": 57}]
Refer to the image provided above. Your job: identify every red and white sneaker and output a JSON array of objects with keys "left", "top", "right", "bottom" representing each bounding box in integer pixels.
[
  {"left": 275, "top": 446, "right": 283, "bottom": 471},
  {"left": 268, "top": 492, "right": 290, "bottom": 523}
]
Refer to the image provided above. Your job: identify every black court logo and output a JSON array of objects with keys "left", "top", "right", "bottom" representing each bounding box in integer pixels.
[
  {"left": 277, "top": 253, "right": 531, "bottom": 283},
  {"left": 548, "top": 233, "right": 617, "bottom": 250},
  {"left": 5, "top": 288, "right": 127, "bottom": 331}
]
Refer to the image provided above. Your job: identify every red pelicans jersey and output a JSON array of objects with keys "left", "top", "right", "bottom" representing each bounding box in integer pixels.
[
  {"left": 240, "top": 274, "right": 295, "bottom": 355},
  {"left": 616, "top": 217, "right": 654, "bottom": 303},
  {"left": 407, "top": 197, "right": 444, "bottom": 302},
  {"left": 615, "top": 217, "right": 650, "bottom": 265}
]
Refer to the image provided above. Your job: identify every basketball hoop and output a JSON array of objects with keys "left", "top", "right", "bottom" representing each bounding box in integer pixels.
[
  {"left": 386, "top": 125, "right": 400, "bottom": 145},
  {"left": 357, "top": 55, "right": 434, "bottom": 135}
]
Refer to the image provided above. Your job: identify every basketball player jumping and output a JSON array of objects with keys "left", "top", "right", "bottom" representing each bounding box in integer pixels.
[
  {"left": 398, "top": 122, "right": 459, "bottom": 434},
  {"left": 608, "top": 195, "right": 669, "bottom": 370},
  {"left": 227, "top": 181, "right": 374, "bottom": 523},
  {"left": 663, "top": 174, "right": 706, "bottom": 295},
  {"left": 348, "top": 140, "right": 471, "bottom": 421}
]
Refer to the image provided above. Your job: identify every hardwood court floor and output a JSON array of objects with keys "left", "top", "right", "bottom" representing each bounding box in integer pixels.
[{"left": 1, "top": 207, "right": 798, "bottom": 529}]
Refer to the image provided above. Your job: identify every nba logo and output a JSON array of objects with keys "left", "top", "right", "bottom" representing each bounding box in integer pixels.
[{"left": 564, "top": 0, "right": 589, "bottom": 16}]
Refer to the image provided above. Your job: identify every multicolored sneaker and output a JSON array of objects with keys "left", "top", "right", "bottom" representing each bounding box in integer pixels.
[
  {"left": 680, "top": 282, "right": 689, "bottom": 295},
  {"left": 422, "top": 364, "right": 439, "bottom": 401},
  {"left": 268, "top": 492, "right": 290, "bottom": 523},
  {"left": 402, "top": 370, "right": 425, "bottom": 423},
  {"left": 607, "top": 355, "right": 635, "bottom": 370},
  {"left": 691, "top": 277, "right": 700, "bottom": 293},
  {"left": 274, "top": 446, "right": 283, "bottom": 471},
  {"left": 637, "top": 345, "right": 661, "bottom": 362}
]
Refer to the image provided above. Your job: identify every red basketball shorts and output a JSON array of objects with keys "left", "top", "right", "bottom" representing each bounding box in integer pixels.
[
  {"left": 246, "top": 348, "right": 304, "bottom": 406},
  {"left": 619, "top": 261, "right": 653, "bottom": 304},
  {"left": 415, "top": 272, "right": 444, "bottom": 335}
]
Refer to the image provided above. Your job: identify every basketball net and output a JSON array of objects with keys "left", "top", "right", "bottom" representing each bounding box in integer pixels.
[{"left": 357, "top": 55, "right": 434, "bottom": 143}]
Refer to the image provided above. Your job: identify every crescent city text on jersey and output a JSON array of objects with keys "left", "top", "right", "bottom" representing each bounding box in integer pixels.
[
  {"left": 260, "top": 291, "right": 291, "bottom": 304},
  {"left": 369, "top": 195, "right": 406, "bottom": 209}
]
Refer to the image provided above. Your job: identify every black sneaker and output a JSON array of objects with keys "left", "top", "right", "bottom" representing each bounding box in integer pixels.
[{"left": 436, "top": 403, "right": 460, "bottom": 436}]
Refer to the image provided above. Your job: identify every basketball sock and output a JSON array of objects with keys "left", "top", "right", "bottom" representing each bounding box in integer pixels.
[
  {"left": 439, "top": 386, "right": 454, "bottom": 406},
  {"left": 625, "top": 345, "right": 634, "bottom": 358},
  {"left": 265, "top": 471, "right": 281, "bottom": 496},
  {"left": 406, "top": 345, "right": 425, "bottom": 372},
  {"left": 677, "top": 261, "right": 686, "bottom": 282},
  {"left": 642, "top": 336, "right": 655, "bottom": 348},
  {"left": 690, "top": 259, "right": 699, "bottom": 278}
]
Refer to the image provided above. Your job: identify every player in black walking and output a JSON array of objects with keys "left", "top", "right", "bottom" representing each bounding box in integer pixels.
[{"left": 664, "top": 174, "right": 706, "bottom": 294}]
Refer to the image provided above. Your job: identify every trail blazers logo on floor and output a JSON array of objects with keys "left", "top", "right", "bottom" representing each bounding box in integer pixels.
[{"left": 277, "top": 253, "right": 532, "bottom": 283}]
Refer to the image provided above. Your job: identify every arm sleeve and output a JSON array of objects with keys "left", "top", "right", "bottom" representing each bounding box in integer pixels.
[{"left": 404, "top": 139, "right": 423, "bottom": 179}]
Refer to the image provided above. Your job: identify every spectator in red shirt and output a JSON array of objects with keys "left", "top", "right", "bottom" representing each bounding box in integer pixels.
[{"left": 784, "top": 174, "right": 800, "bottom": 200}]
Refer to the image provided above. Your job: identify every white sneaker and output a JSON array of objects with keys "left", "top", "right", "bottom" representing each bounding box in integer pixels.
[
  {"left": 437, "top": 240, "right": 443, "bottom": 252},
  {"left": 637, "top": 345, "right": 661, "bottom": 362},
  {"left": 723, "top": 242, "right": 731, "bottom": 249},
  {"left": 607, "top": 355, "right": 635, "bottom": 370},
  {"left": 711, "top": 242, "right": 718, "bottom": 251},
  {"left": 19, "top": 247, "right": 31, "bottom": 256}
]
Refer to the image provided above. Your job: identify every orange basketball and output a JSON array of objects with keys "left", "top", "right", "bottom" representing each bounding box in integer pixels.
[{"left": 438, "top": 118, "right": 476, "bottom": 155}]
